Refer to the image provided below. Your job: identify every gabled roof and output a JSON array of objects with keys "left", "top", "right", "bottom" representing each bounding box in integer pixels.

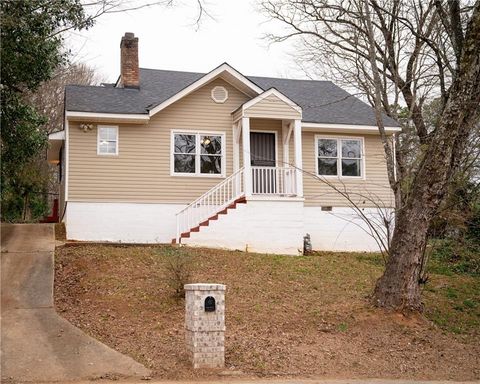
[
  {"left": 241, "top": 88, "right": 302, "bottom": 113},
  {"left": 233, "top": 88, "right": 302, "bottom": 121},
  {"left": 148, "top": 63, "right": 263, "bottom": 116},
  {"left": 65, "top": 64, "right": 400, "bottom": 127}
]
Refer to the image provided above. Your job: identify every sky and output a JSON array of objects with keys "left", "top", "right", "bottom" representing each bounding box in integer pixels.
[{"left": 66, "top": 0, "right": 305, "bottom": 83}]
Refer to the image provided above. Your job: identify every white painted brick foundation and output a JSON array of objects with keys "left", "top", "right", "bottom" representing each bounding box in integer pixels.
[
  {"left": 65, "top": 202, "right": 185, "bottom": 243},
  {"left": 304, "top": 207, "right": 393, "bottom": 252},
  {"left": 184, "top": 283, "right": 226, "bottom": 369},
  {"left": 64, "top": 201, "right": 391, "bottom": 254}
]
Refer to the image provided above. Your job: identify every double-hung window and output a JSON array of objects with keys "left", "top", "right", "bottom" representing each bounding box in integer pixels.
[
  {"left": 97, "top": 126, "right": 119, "bottom": 155},
  {"left": 316, "top": 136, "right": 363, "bottom": 177},
  {"left": 172, "top": 132, "right": 224, "bottom": 176}
]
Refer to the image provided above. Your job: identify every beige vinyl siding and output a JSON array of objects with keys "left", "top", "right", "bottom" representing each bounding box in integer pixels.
[
  {"left": 68, "top": 78, "right": 249, "bottom": 203},
  {"left": 244, "top": 94, "right": 301, "bottom": 120},
  {"left": 301, "top": 132, "right": 394, "bottom": 208},
  {"left": 68, "top": 77, "right": 393, "bottom": 208},
  {"left": 232, "top": 108, "right": 243, "bottom": 122}
]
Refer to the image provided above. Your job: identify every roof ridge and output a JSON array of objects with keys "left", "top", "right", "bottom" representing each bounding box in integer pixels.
[
  {"left": 248, "top": 75, "right": 331, "bottom": 83},
  {"left": 139, "top": 67, "right": 205, "bottom": 75},
  {"left": 138, "top": 66, "right": 331, "bottom": 83},
  {"left": 65, "top": 84, "right": 139, "bottom": 90}
]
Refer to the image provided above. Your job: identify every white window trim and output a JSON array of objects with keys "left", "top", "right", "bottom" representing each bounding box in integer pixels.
[
  {"left": 170, "top": 130, "right": 226, "bottom": 178},
  {"left": 314, "top": 134, "right": 366, "bottom": 180},
  {"left": 97, "top": 125, "right": 119, "bottom": 156}
]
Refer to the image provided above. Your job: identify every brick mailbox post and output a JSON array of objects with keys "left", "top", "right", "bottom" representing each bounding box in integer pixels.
[{"left": 184, "top": 283, "right": 226, "bottom": 368}]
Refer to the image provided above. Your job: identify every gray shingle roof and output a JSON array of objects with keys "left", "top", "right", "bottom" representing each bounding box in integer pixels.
[{"left": 65, "top": 67, "right": 399, "bottom": 127}]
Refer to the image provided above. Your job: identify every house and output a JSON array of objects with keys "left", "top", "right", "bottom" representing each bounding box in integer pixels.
[{"left": 48, "top": 32, "right": 401, "bottom": 255}]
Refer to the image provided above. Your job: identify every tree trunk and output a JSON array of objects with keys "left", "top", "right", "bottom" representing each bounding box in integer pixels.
[
  {"left": 22, "top": 192, "right": 32, "bottom": 222},
  {"left": 373, "top": 4, "right": 480, "bottom": 310},
  {"left": 373, "top": 197, "right": 429, "bottom": 310}
]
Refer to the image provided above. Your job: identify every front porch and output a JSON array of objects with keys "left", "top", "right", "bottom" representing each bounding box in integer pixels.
[
  {"left": 175, "top": 88, "right": 304, "bottom": 244},
  {"left": 232, "top": 88, "right": 304, "bottom": 198}
]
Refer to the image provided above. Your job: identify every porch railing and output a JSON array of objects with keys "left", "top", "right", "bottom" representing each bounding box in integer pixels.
[
  {"left": 252, "top": 166, "right": 297, "bottom": 196},
  {"left": 176, "top": 167, "right": 245, "bottom": 242}
]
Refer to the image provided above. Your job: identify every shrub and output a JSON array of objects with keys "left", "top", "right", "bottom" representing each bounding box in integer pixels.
[
  {"left": 466, "top": 202, "right": 480, "bottom": 243},
  {"left": 162, "top": 247, "right": 193, "bottom": 298}
]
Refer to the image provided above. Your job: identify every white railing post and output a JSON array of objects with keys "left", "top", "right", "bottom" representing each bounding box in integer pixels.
[
  {"left": 242, "top": 117, "right": 252, "bottom": 197},
  {"left": 293, "top": 119, "right": 303, "bottom": 197}
]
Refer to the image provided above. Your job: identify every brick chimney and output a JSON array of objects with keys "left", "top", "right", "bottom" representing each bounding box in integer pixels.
[{"left": 120, "top": 32, "right": 139, "bottom": 88}]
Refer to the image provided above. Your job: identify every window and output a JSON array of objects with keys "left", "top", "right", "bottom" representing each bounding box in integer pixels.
[
  {"left": 316, "top": 137, "right": 363, "bottom": 177},
  {"left": 97, "top": 126, "right": 118, "bottom": 155},
  {"left": 172, "top": 132, "right": 224, "bottom": 176}
]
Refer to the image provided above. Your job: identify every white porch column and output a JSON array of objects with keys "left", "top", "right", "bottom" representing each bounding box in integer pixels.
[
  {"left": 293, "top": 119, "right": 303, "bottom": 197},
  {"left": 242, "top": 117, "right": 252, "bottom": 197},
  {"left": 282, "top": 120, "right": 292, "bottom": 166}
]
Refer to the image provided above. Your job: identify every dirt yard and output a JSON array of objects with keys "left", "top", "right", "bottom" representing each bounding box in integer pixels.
[{"left": 54, "top": 244, "right": 480, "bottom": 381}]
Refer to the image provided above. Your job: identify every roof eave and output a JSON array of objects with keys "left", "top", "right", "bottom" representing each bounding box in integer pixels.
[
  {"left": 48, "top": 130, "right": 65, "bottom": 141},
  {"left": 302, "top": 122, "right": 402, "bottom": 134},
  {"left": 65, "top": 110, "right": 150, "bottom": 124}
]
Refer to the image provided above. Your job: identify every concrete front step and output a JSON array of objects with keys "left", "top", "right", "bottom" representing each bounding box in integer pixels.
[{"left": 181, "top": 198, "right": 304, "bottom": 255}]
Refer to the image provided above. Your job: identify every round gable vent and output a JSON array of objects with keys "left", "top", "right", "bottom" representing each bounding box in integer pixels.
[{"left": 211, "top": 86, "right": 228, "bottom": 103}]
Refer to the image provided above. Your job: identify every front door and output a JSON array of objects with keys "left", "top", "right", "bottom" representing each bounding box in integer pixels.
[{"left": 250, "top": 132, "right": 276, "bottom": 194}]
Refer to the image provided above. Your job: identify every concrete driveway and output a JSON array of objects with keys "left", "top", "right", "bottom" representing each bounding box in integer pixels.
[{"left": 1, "top": 224, "right": 150, "bottom": 382}]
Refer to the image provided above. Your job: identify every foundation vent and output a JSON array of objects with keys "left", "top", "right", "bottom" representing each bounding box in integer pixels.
[{"left": 211, "top": 86, "right": 228, "bottom": 103}]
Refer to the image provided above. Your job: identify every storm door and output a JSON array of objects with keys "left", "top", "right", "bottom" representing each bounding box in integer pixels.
[{"left": 250, "top": 132, "right": 276, "bottom": 194}]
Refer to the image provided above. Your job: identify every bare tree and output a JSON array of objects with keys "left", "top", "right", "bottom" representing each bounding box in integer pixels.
[
  {"left": 26, "top": 63, "right": 101, "bottom": 135},
  {"left": 46, "top": 0, "right": 211, "bottom": 37},
  {"left": 21, "top": 63, "right": 101, "bottom": 219},
  {"left": 262, "top": 0, "right": 480, "bottom": 311}
]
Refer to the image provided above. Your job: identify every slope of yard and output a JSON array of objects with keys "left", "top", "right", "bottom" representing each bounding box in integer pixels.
[{"left": 54, "top": 244, "right": 480, "bottom": 381}]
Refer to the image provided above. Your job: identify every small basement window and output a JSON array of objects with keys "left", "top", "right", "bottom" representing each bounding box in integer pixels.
[
  {"left": 97, "top": 125, "right": 118, "bottom": 155},
  {"left": 172, "top": 132, "right": 225, "bottom": 177}
]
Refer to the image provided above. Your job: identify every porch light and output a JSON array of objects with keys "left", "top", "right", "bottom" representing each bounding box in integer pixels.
[{"left": 79, "top": 123, "right": 94, "bottom": 132}]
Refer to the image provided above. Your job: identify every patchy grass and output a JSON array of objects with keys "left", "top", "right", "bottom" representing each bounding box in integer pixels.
[
  {"left": 427, "top": 238, "right": 480, "bottom": 276},
  {"left": 55, "top": 244, "right": 480, "bottom": 380},
  {"left": 357, "top": 250, "right": 480, "bottom": 335},
  {"left": 423, "top": 274, "right": 480, "bottom": 335}
]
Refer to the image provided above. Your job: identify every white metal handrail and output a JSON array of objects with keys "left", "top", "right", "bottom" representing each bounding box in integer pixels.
[
  {"left": 252, "top": 166, "right": 297, "bottom": 195},
  {"left": 176, "top": 167, "right": 245, "bottom": 242}
]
